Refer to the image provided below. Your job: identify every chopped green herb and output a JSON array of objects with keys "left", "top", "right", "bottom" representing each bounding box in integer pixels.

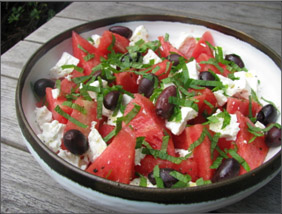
[
  {"left": 123, "top": 103, "right": 141, "bottom": 124},
  {"left": 227, "top": 149, "right": 250, "bottom": 172},
  {"left": 161, "top": 135, "right": 170, "bottom": 153},
  {"left": 164, "top": 33, "right": 169, "bottom": 42},
  {"left": 188, "top": 128, "right": 207, "bottom": 152},
  {"left": 153, "top": 165, "right": 164, "bottom": 188},
  {"left": 210, "top": 156, "right": 224, "bottom": 169},
  {"left": 96, "top": 93, "right": 103, "bottom": 119},
  {"left": 195, "top": 177, "right": 212, "bottom": 186},
  {"left": 62, "top": 101, "right": 87, "bottom": 115},
  {"left": 54, "top": 105, "right": 88, "bottom": 128},
  {"left": 61, "top": 64, "right": 84, "bottom": 73}
]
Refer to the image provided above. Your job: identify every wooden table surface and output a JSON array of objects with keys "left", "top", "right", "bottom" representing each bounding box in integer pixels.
[{"left": 1, "top": 2, "right": 281, "bottom": 213}]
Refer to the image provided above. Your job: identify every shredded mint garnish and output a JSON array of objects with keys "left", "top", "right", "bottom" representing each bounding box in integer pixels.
[
  {"left": 54, "top": 105, "right": 88, "bottom": 128},
  {"left": 195, "top": 177, "right": 212, "bottom": 186},
  {"left": 62, "top": 101, "right": 87, "bottom": 115},
  {"left": 227, "top": 149, "right": 250, "bottom": 172},
  {"left": 61, "top": 64, "right": 84, "bottom": 73},
  {"left": 153, "top": 165, "right": 164, "bottom": 188},
  {"left": 123, "top": 103, "right": 141, "bottom": 124}
]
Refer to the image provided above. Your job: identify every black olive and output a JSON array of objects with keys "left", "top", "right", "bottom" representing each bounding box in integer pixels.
[
  {"left": 109, "top": 26, "right": 132, "bottom": 39},
  {"left": 63, "top": 129, "right": 89, "bottom": 155},
  {"left": 103, "top": 91, "right": 121, "bottom": 111},
  {"left": 212, "top": 158, "right": 240, "bottom": 183},
  {"left": 148, "top": 168, "right": 179, "bottom": 188},
  {"left": 155, "top": 85, "right": 177, "bottom": 119},
  {"left": 199, "top": 71, "right": 216, "bottom": 90},
  {"left": 265, "top": 126, "right": 281, "bottom": 147},
  {"left": 138, "top": 74, "right": 158, "bottom": 98},
  {"left": 167, "top": 54, "right": 181, "bottom": 66},
  {"left": 256, "top": 104, "right": 277, "bottom": 126},
  {"left": 33, "top": 78, "right": 55, "bottom": 98},
  {"left": 225, "top": 54, "right": 245, "bottom": 68}
]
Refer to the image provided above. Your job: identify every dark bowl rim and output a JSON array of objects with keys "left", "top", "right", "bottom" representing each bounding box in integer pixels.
[{"left": 16, "top": 14, "right": 281, "bottom": 204}]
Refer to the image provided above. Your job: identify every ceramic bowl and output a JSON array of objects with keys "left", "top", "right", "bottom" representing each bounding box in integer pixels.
[{"left": 16, "top": 15, "right": 281, "bottom": 213}]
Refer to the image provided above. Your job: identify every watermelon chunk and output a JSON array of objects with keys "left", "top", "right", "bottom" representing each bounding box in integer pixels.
[
  {"left": 177, "top": 36, "right": 197, "bottom": 59},
  {"left": 172, "top": 157, "right": 199, "bottom": 182},
  {"left": 185, "top": 124, "right": 216, "bottom": 180},
  {"left": 114, "top": 71, "right": 139, "bottom": 93},
  {"left": 226, "top": 97, "right": 262, "bottom": 118},
  {"left": 235, "top": 111, "right": 268, "bottom": 175},
  {"left": 86, "top": 126, "right": 136, "bottom": 184},
  {"left": 45, "top": 87, "right": 72, "bottom": 124},
  {"left": 124, "top": 94, "right": 175, "bottom": 156},
  {"left": 64, "top": 97, "right": 100, "bottom": 138},
  {"left": 72, "top": 31, "right": 102, "bottom": 76},
  {"left": 147, "top": 59, "right": 172, "bottom": 80},
  {"left": 97, "top": 30, "right": 129, "bottom": 56},
  {"left": 158, "top": 36, "right": 186, "bottom": 58},
  {"left": 98, "top": 123, "right": 115, "bottom": 144},
  {"left": 192, "top": 31, "right": 214, "bottom": 59}
]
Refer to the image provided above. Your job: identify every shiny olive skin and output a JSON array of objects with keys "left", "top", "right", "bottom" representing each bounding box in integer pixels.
[
  {"left": 33, "top": 78, "right": 55, "bottom": 98},
  {"left": 265, "top": 126, "right": 281, "bottom": 147},
  {"left": 103, "top": 91, "right": 121, "bottom": 110},
  {"left": 256, "top": 104, "right": 277, "bottom": 126},
  {"left": 167, "top": 54, "right": 181, "bottom": 66},
  {"left": 109, "top": 26, "right": 132, "bottom": 39},
  {"left": 155, "top": 85, "right": 177, "bottom": 119},
  {"left": 138, "top": 74, "right": 157, "bottom": 98},
  {"left": 63, "top": 129, "right": 89, "bottom": 155},
  {"left": 148, "top": 168, "right": 179, "bottom": 188},
  {"left": 212, "top": 158, "right": 240, "bottom": 183},
  {"left": 225, "top": 54, "right": 245, "bottom": 68},
  {"left": 199, "top": 71, "right": 216, "bottom": 90},
  {"left": 120, "top": 52, "right": 142, "bottom": 63}
]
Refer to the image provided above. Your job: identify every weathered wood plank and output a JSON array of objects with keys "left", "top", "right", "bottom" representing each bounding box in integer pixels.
[
  {"left": 24, "top": 16, "right": 86, "bottom": 44},
  {"left": 1, "top": 41, "right": 42, "bottom": 79},
  {"left": 1, "top": 76, "right": 28, "bottom": 151},
  {"left": 0, "top": 143, "right": 117, "bottom": 213}
]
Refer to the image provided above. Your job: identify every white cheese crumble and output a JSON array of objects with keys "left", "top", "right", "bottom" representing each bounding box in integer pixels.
[
  {"left": 57, "top": 149, "right": 89, "bottom": 170},
  {"left": 34, "top": 106, "right": 52, "bottom": 129},
  {"left": 51, "top": 88, "right": 60, "bottom": 99},
  {"left": 86, "top": 121, "right": 107, "bottom": 162},
  {"left": 213, "top": 90, "right": 228, "bottom": 106},
  {"left": 255, "top": 121, "right": 266, "bottom": 129},
  {"left": 130, "top": 178, "right": 157, "bottom": 188},
  {"left": 90, "top": 34, "right": 101, "bottom": 48},
  {"left": 165, "top": 107, "right": 198, "bottom": 135},
  {"left": 50, "top": 52, "right": 79, "bottom": 79},
  {"left": 135, "top": 148, "right": 146, "bottom": 166},
  {"left": 209, "top": 109, "right": 240, "bottom": 141},
  {"left": 107, "top": 111, "right": 123, "bottom": 126},
  {"left": 37, "top": 120, "right": 65, "bottom": 153},
  {"left": 175, "top": 149, "right": 192, "bottom": 158},
  {"left": 87, "top": 79, "right": 108, "bottom": 100},
  {"left": 143, "top": 49, "right": 162, "bottom": 65},
  {"left": 186, "top": 59, "right": 200, "bottom": 80},
  {"left": 130, "top": 25, "right": 149, "bottom": 45}
]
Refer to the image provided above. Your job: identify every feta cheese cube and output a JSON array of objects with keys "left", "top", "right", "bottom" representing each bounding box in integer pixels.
[
  {"left": 209, "top": 109, "right": 240, "bottom": 141},
  {"left": 229, "top": 75, "right": 252, "bottom": 100},
  {"left": 57, "top": 149, "right": 89, "bottom": 170},
  {"left": 214, "top": 90, "right": 228, "bottom": 106},
  {"left": 175, "top": 149, "right": 192, "bottom": 158},
  {"left": 165, "top": 107, "right": 198, "bottom": 135},
  {"left": 234, "top": 71, "right": 259, "bottom": 94},
  {"left": 135, "top": 148, "right": 146, "bottom": 166},
  {"left": 143, "top": 49, "right": 162, "bottom": 65},
  {"left": 255, "top": 121, "right": 266, "bottom": 129},
  {"left": 86, "top": 121, "right": 107, "bottom": 162},
  {"left": 50, "top": 52, "right": 79, "bottom": 79},
  {"left": 34, "top": 106, "right": 52, "bottom": 129},
  {"left": 130, "top": 25, "right": 149, "bottom": 44},
  {"left": 122, "top": 94, "right": 133, "bottom": 106},
  {"left": 51, "top": 88, "right": 60, "bottom": 99},
  {"left": 37, "top": 120, "right": 65, "bottom": 153},
  {"left": 186, "top": 59, "right": 200, "bottom": 80},
  {"left": 107, "top": 110, "right": 123, "bottom": 126},
  {"left": 90, "top": 34, "right": 101, "bottom": 48}
]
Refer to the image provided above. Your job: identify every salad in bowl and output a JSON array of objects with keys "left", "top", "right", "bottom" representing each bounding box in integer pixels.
[{"left": 31, "top": 23, "right": 281, "bottom": 189}]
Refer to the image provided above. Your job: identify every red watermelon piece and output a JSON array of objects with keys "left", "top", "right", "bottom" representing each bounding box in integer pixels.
[
  {"left": 158, "top": 36, "right": 186, "bottom": 58},
  {"left": 235, "top": 111, "right": 268, "bottom": 175},
  {"left": 226, "top": 97, "right": 262, "bottom": 118},
  {"left": 98, "top": 123, "right": 115, "bottom": 144},
  {"left": 114, "top": 71, "right": 139, "bottom": 93},
  {"left": 86, "top": 126, "right": 136, "bottom": 184},
  {"left": 64, "top": 97, "right": 100, "bottom": 138},
  {"left": 72, "top": 31, "right": 102, "bottom": 76},
  {"left": 192, "top": 31, "right": 215, "bottom": 59},
  {"left": 124, "top": 94, "right": 175, "bottom": 156},
  {"left": 45, "top": 87, "right": 73, "bottom": 124}
]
